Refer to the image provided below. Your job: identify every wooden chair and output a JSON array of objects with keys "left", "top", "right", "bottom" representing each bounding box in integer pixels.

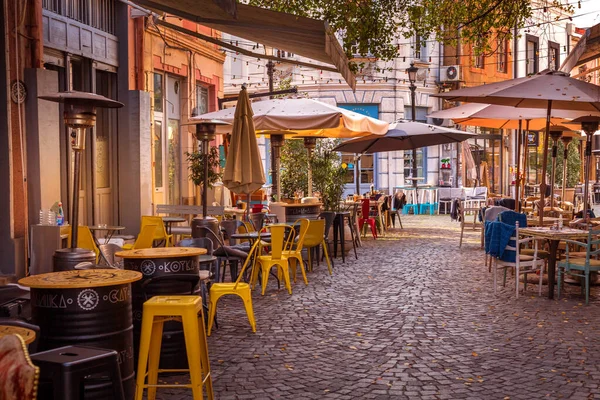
[
  {"left": 491, "top": 222, "right": 543, "bottom": 298},
  {"left": 459, "top": 201, "right": 482, "bottom": 248},
  {"left": 558, "top": 227, "right": 600, "bottom": 304}
]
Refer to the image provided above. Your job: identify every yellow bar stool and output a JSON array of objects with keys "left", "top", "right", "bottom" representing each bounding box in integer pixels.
[{"left": 135, "top": 295, "right": 213, "bottom": 400}]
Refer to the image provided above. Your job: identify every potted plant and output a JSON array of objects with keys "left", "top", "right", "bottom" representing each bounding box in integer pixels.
[
  {"left": 310, "top": 140, "right": 346, "bottom": 212},
  {"left": 186, "top": 146, "right": 223, "bottom": 205},
  {"left": 280, "top": 139, "right": 309, "bottom": 202}
]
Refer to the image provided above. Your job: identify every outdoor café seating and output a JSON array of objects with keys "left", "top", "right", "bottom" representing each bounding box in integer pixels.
[
  {"left": 358, "top": 199, "right": 377, "bottom": 239},
  {"left": 302, "top": 219, "right": 333, "bottom": 276},
  {"left": 558, "top": 227, "right": 600, "bottom": 304},
  {"left": 459, "top": 200, "right": 483, "bottom": 248},
  {"left": 135, "top": 296, "right": 213, "bottom": 399},
  {"left": 488, "top": 221, "right": 543, "bottom": 298},
  {"left": 34, "top": 345, "right": 125, "bottom": 400},
  {"left": 282, "top": 219, "right": 310, "bottom": 286},
  {"left": 122, "top": 224, "right": 157, "bottom": 250},
  {"left": 252, "top": 225, "right": 293, "bottom": 295},
  {"left": 207, "top": 240, "right": 261, "bottom": 335}
]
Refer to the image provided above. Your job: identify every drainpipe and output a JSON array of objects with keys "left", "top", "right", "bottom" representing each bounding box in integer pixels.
[{"left": 513, "top": 24, "right": 519, "bottom": 79}]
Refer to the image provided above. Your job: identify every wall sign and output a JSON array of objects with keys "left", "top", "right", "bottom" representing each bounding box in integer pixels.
[{"left": 527, "top": 132, "right": 539, "bottom": 147}]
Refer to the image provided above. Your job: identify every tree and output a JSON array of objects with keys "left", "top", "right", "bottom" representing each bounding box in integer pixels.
[
  {"left": 280, "top": 139, "right": 309, "bottom": 199},
  {"left": 247, "top": 0, "right": 572, "bottom": 71},
  {"left": 553, "top": 140, "right": 581, "bottom": 188},
  {"left": 186, "top": 146, "right": 223, "bottom": 189}
]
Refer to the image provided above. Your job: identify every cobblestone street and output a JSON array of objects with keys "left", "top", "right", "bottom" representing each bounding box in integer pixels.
[{"left": 156, "top": 215, "right": 600, "bottom": 399}]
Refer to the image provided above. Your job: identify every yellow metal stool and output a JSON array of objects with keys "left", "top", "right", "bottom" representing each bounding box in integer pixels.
[{"left": 134, "top": 296, "right": 213, "bottom": 400}]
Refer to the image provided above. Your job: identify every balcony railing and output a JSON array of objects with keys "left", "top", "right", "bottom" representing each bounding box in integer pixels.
[{"left": 42, "top": 0, "right": 116, "bottom": 35}]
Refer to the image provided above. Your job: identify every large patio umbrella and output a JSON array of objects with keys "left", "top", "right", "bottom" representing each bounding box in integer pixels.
[
  {"left": 333, "top": 120, "right": 477, "bottom": 153},
  {"left": 195, "top": 98, "right": 388, "bottom": 200},
  {"left": 223, "top": 87, "right": 266, "bottom": 218},
  {"left": 333, "top": 120, "right": 478, "bottom": 206},
  {"left": 428, "top": 103, "right": 593, "bottom": 130},
  {"left": 433, "top": 69, "right": 600, "bottom": 225},
  {"left": 428, "top": 104, "right": 595, "bottom": 210}
]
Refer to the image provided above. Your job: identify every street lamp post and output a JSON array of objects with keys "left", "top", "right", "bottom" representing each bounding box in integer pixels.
[{"left": 406, "top": 62, "right": 419, "bottom": 206}]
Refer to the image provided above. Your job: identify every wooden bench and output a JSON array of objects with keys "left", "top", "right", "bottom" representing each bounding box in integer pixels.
[{"left": 155, "top": 204, "right": 225, "bottom": 236}]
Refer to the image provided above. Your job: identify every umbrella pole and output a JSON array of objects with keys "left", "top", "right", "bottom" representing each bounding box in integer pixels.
[
  {"left": 584, "top": 135, "right": 593, "bottom": 219},
  {"left": 202, "top": 137, "right": 209, "bottom": 218},
  {"left": 524, "top": 120, "right": 530, "bottom": 198},
  {"left": 515, "top": 120, "right": 522, "bottom": 212},
  {"left": 549, "top": 137, "right": 559, "bottom": 211},
  {"left": 412, "top": 148, "right": 419, "bottom": 208},
  {"left": 355, "top": 154, "right": 361, "bottom": 195},
  {"left": 538, "top": 101, "right": 552, "bottom": 226},
  {"left": 247, "top": 193, "right": 250, "bottom": 222}
]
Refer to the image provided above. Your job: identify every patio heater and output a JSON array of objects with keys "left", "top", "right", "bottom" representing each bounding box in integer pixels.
[
  {"left": 593, "top": 135, "right": 600, "bottom": 204},
  {"left": 561, "top": 134, "right": 574, "bottom": 205},
  {"left": 304, "top": 137, "right": 317, "bottom": 197},
  {"left": 406, "top": 62, "right": 419, "bottom": 204},
  {"left": 270, "top": 133, "right": 285, "bottom": 201},
  {"left": 187, "top": 119, "right": 230, "bottom": 239},
  {"left": 39, "top": 91, "right": 123, "bottom": 271},
  {"left": 570, "top": 116, "right": 600, "bottom": 221},
  {"left": 548, "top": 128, "right": 564, "bottom": 207}
]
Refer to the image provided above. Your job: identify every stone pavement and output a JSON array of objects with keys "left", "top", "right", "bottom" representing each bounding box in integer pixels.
[{"left": 154, "top": 215, "right": 600, "bottom": 399}]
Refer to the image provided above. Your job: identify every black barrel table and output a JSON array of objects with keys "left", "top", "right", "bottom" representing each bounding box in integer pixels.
[
  {"left": 19, "top": 269, "right": 142, "bottom": 399},
  {"left": 115, "top": 247, "right": 206, "bottom": 370}
]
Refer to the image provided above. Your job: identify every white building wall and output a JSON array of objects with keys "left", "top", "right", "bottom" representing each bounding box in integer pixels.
[{"left": 221, "top": 33, "right": 450, "bottom": 193}]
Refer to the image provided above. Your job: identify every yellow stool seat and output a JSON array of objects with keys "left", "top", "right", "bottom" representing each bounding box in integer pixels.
[{"left": 135, "top": 295, "right": 213, "bottom": 400}]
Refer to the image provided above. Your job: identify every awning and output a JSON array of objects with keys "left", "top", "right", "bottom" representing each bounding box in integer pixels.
[
  {"left": 132, "top": 0, "right": 356, "bottom": 90},
  {"left": 561, "top": 23, "right": 600, "bottom": 73}
]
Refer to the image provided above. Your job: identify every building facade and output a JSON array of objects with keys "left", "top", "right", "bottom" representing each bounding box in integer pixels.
[
  {"left": 222, "top": 34, "right": 446, "bottom": 197},
  {"left": 0, "top": 0, "right": 225, "bottom": 277}
]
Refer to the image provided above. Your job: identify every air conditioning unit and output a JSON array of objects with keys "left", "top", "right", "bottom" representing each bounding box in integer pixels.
[
  {"left": 440, "top": 65, "right": 461, "bottom": 82},
  {"left": 427, "top": 117, "right": 453, "bottom": 127}
]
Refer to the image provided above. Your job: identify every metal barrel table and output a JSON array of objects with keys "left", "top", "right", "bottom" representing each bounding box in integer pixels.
[
  {"left": 19, "top": 269, "right": 142, "bottom": 399},
  {"left": 115, "top": 247, "right": 206, "bottom": 369}
]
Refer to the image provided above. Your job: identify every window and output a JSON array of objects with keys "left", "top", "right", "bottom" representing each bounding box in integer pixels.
[
  {"left": 153, "top": 73, "right": 163, "bottom": 113},
  {"left": 195, "top": 85, "right": 209, "bottom": 116},
  {"left": 340, "top": 153, "right": 374, "bottom": 186},
  {"left": 472, "top": 45, "right": 484, "bottom": 69},
  {"left": 42, "top": 0, "right": 116, "bottom": 34},
  {"left": 341, "top": 154, "right": 357, "bottom": 184},
  {"left": 403, "top": 150, "right": 424, "bottom": 179},
  {"left": 548, "top": 41, "right": 560, "bottom": 71},
  {"left": 412, "top": 36, "right": 427, "bottom": 61},
  {"left": 497, "top": 37, "right": 508, "bottom": 73},
  {"left": 526, "top": 35, "right": 539, "bottom": 75},
  {"left": 153, "top": 121, "right": 163, "bottom": 188}
]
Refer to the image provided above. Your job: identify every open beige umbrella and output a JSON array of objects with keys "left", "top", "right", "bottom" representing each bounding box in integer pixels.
[
  {"left": 428, "top": 103, "right": 593, "bottom": 130},
  {"left": 223, "top": 87, "right": 266, "bottom": 217},
  {"left": 434, "top": 69, "right": 600, "bottom": 226},
  {"left": 196, "top": 98, "right": 387, "bottom": 200},
  {"left": 428, "top": 104, "right": 595, "bottom": 209}
]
